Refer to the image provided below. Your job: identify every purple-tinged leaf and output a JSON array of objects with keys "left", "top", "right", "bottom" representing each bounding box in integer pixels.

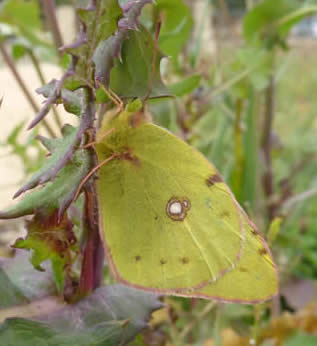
[
  {"left": 28, "top": 62, "right": 75, "bottom": 130},
  {"left": 0, "top": 285, "right": 162, "bottom": 345},
  {"left": 0, "top": 251, "right": 55, "bottom": 303}
]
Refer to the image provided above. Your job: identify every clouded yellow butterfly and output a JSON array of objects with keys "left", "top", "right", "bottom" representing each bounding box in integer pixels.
[{"left": 95, "top": 100, "right": 278, "bottom": 303}]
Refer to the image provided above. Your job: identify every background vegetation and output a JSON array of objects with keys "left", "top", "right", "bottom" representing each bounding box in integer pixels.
[{"left": 0, "top": 0, "right": 316, "bottom": 345}]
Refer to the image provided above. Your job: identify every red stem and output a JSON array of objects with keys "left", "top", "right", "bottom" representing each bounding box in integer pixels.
[{"left": 79, "top": 182, "right": 104, "bottom": 293}]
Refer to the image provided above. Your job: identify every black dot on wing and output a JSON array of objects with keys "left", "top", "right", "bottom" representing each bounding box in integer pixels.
[
  {"left": 220, "top": 210, "right": 230, "bottom": 218},
  {"left": 135, "top": 255, "right": 141, "bottom": 261},
  {"left": 181, "top": 257, "right": 189, "bottom": 264},
  {"left": 160, "top": 259, "right": 167, "bottom": 265},
  {"left": 239, "top": 267, "right": 248, "bottom": 273}
]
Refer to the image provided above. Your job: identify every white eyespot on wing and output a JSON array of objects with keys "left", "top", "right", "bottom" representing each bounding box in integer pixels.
[
  {"left": 169, "top": 201, "right": 183, "bottom": 215},
  {"left": 166, "top": 197, "right": 190, "bottom": 221}
]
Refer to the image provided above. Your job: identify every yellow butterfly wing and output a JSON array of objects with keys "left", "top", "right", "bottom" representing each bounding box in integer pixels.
[{"left": 95, "top": 109, "right": 278, "bottom": 302}]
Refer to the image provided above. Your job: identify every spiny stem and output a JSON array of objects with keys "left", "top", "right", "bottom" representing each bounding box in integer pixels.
[
  {"left": 41, "top": 0, "right": 64, "bottom": 56},
  {"left": 79, "top": 88, "right": 104, "bottom": 295},
  {"left": 28, "top": 50, "right": 63, "bottom": 130},
  {"left": 79, "top": 183, "right": 104, "bottom": 294},
  {"left": 0, "top": 41, "right": 56, "bottom": 137}
]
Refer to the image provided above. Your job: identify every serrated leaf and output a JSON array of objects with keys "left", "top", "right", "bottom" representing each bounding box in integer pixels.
[
  {"left": 13, "top": 212, "right": 76, "bottom": 292},
  {"left": 0, "top": 147, "right": 91, "bottom": 220},
  {"left": 13, "top": 125, "right": 81, "bottom": 198},
  {"left": 0, "top": 285, "right": 162, "bottom": 345},
  {"left": 109, "top": 24, "right": 170, "bottom": 98}
]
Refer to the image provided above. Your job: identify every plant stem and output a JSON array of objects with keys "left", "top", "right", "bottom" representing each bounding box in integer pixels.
[
  {"left": 214, "top": 303, "right": 223, "bottom": 346},
  {"left": 79, "top": 182, "right": 104, "bottom": 294},
  {"left": 261, "top": 74, "right": 275, "bottom": 220},
  {"left": 0, "top": 41, "right": 56, "bottom": 137},
  {"left": 79, "top": 88, "right": 104, "bottom": 295},
  {"left": 41, "top": 0, "right": 64, "bottom": 55},
  {"left": 261, "top": 55, "right": 281, "bottom": 317},
  {"left": 28, "top": 51, "right": 63, "bottom": 130},
  {"left": 232, "top": 98, "right": 244, "bottom": 200},
  {"left": 179, "top": 301, "right": 215, "bottom": 341}
]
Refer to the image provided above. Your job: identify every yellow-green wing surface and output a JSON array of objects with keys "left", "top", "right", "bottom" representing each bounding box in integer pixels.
[
  {"left": 95, "top": 109, "right": 278, "bottom": 302},
  {"left": 183, "top": 215, "right": 278, "bottom": 303}
]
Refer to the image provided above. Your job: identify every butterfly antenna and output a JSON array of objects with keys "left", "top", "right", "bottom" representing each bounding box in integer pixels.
[
  {"left": 98, "top": 82, "right": 124, "bottom": 113},
  {"left": 73, "top": 154, "right": 117, "bottom": 202},
  {"left": 144, "top": 17, "right": 162, "bottom": 103},
  {"left": 83, "top": 127, "right": 115, "bottom": 149}
]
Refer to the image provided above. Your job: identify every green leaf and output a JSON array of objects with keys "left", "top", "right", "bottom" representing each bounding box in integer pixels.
[
  {"left": 154, "top": 0, "right": 193, "bottom": 60},
  {"left": 0, "top": 0, "right": 51, "bottom": 48},
  {"left": 109, "top": 25, "right": 170, "bottom": 98},
  {"left": 37, "top": 80, "right": 82, "bottom": 116},
  {"left": 285, "top": 333, "right": 317, "bottom": 346},
  {"left": 13, "top": 212, "right": 76, "bottom": 292},
  {"left": 168, "top": 74, "right": 201, "bottom": 97},
  {"left": 0, "top": 146, "right": 91, "bottom": 220},
  {"left": 10, "top": 37, "right": 31, "bottom": 60},
  {"left": 241, "top": 87, "right": 257, "bottom": 209},
  {"left": 0, "top": 0, "right": 40, "bottom": 30},
  {"left": 12, "top": 125, "right": 82, "bottom": 197},
  {"left": 0, "top": 285, "right": 162, "bottom": 345},
  {"left": 243, "top": 0, "right": 300, "bottom": 46}
]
